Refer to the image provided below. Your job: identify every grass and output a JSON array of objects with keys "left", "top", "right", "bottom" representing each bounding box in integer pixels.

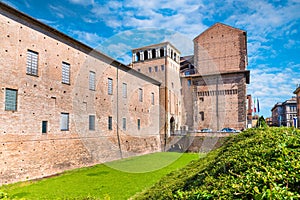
[{"left": 0, "top": 152, "right": 200, "bottom": 199}]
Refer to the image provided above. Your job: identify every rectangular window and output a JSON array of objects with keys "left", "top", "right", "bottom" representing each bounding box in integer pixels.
[
  {"left": 60, "top": 113, "right": 69, "bottom": 131},
  {"left": 89, "top": 71, "right": 96, "bottom": 91},
  {"left": 89, "top": 115, "right": 95, "bottom": 131},
  {"left": 151, "top": 92, "right": 155, "bottom": 105},
  {"left": 188, "top": 79, "right": 192, "bottom": 86},
  {"left": 138, "top": 88, "right": 143, "bottom": 102},
  {"left": 148, "top": 67, "right": 152, "bottom": 73},
  {"left": 122, "top": 83, "right": 127, "bottom": 98},
  {"left": 108, "top": 116, "right": 112, "bottom": 130},
  {"left": 26, "top": 50, "right": 38, "bottom": 76},
  {"left": 200, "top": 111, "right": 204, "bottom": 121},
  {"left": 42, "top": 121, "right": 48, "bottom": 134},
  {"left": 5, "top": 88, "right": 17, "bottom": 111},
  {"left": 62, "top": 62, "right": 70, "bottom": 84},
  {"left": 137, "top": 119, "right": 141, "bottom": 130},
  {"left": 122, "top": 118, "right": 126, "bottom": 130},
  {"left": 161, "top": 65, "right": 165, "bottom": 71},
  {"left": 154, "top": 66, "right": 158, "bottom": 72},
  {"left": 108, "top": 78, "right": 113, "bottom": 95}
]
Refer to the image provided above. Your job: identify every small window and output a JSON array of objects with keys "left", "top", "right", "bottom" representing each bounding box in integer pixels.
[
  {"left": 122, "top": 118, "right": 126, "bottom": 130},
  {"left": 62, "top": 62, "right": 70, "bottom": 84},
  {"left": 89, "top": 115, "right": 95, "bottom": 131},
  {"left": 154, "top": 66, "right": 158, "bottom": 72},
  {"left": 60, "top": 113, "right": 69, "bottom": 131},
  {"left": 26, "top": 50, "right": 38, "bottom": 76},
  {"left": 108, "top": 78, "right": 113, "bottom": 95},
  {"left": 172, "top": 82, "right": 174, "bottom": 88},
  {"left": 42, "top": 121, "right": 48, "bottom": 134},
  {"left": 5, "top": 88, "right": 17, "bottom": 111},
  {"left": 122, "top": 83, "right": 127, "bottom": 98},
  {"left": 161, "top": 65, "right": 165, "bottom": 71},
  {"left": 137, "top": 119, "right": 141, "bottom": 130},
  {"left": 148, "top": 67, "right": 152, "bottom": 73},
  {"left": 188, "top": 79, "right": 192, "bottom": 86},
  {"left": 89, "top": 71, "right": 96, "bottom": 91},
  {"left": 151, "top": 92, "right": 155, "bottom": 105},
  {"left": 138, "top": 88, "right": 143, "bottom": 102},
  {"left": 200, "top": 111, "right": 204, "bottom": 121},
  {"left": 108, "top": 116, "right": 113, "bottom": 130},
  {"left": 137, "top": 69, "right": 141, "bottom": 72}
]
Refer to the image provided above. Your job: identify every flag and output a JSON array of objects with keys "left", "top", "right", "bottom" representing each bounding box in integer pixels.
[
  {"left": 253, "top": 98, "right": 256, "bottom": 113},
  {"left": 257, "top": 98, "right": 260, "bottom": 113}
]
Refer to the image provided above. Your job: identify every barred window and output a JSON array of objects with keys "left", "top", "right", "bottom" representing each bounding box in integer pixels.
[
  {"left": 122, "top": 83, "right": 127, "bottom": 98},
  {"left": 108, "top": 78, "right": 113, "bottom": 95},
  {"left": 89, "top": 115, "right": 95, "bottom": 131},
  {"left": 108, "top": 116, "right": 112, "bottom": 130},
  {"left": 5, "top": 88, "right": 17, "bottom": 111},
  {"left": 89, "top": 71, "right": 95, "bottom": 91},
  {"left": 138, "top": 88, "right": 143, "bottom": 102},
  {"left": 26, "top": 50, "right": 38, "bottom": 76},
  {"left": 122, "top": 118, "right": 126, "bottom": 130},
  {"left": 60, "top": 113, "right": 69, "bottom": 131},
  {"left": 151, "top": 92, "right": 155, "bottom": 105},
  {"left": 42, "top": 121, "right": 48, "bottom": 134},
  {"left": 137, "top": 119, "right": 141, "bottom": 130},
  {"left": 62, "top": 62, "right": 70, "bottom": 84}
]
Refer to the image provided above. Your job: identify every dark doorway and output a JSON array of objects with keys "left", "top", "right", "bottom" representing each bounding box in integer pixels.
[{"left": 170, "top": 116, "right": 175, "bottom": 134}]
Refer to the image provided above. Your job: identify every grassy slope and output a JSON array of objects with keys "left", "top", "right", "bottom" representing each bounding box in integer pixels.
[
  {"left": 0, "top": 152, "right": 199, "bottom": 199},
  {"left": 134, "top": 127, "right": 300, "bottom": 199}
]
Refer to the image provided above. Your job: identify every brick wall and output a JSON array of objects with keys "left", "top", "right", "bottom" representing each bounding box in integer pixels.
[{"left": 0, "top": 5, "right": 161, "bottom": 185}]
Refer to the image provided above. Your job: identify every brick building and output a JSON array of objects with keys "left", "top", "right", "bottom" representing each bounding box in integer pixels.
[
  {"left": 0, "top": 2, "right": 250, "bottom": 185},
  {"left": 180, "top": 23, "right": 250, "bottom": 131},
  {"left": 0, "top": 2, "right": 161, "bottom": 185}
]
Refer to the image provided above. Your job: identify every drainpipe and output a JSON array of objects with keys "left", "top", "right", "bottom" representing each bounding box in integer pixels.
[
  {"left": 164, "top": 47, "right": 168, "bottom": 152},
  {"left": 116, "top": 63, "right": 123, "bottom": 158}
]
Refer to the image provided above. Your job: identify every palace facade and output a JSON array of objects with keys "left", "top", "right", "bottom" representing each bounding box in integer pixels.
[{"left": 0, "top": 2, "right": 250, "bottom": 185}]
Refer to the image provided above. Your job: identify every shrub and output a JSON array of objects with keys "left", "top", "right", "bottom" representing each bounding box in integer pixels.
[{"left": 134, "top": 127, "right": 300, "bottom": 199}]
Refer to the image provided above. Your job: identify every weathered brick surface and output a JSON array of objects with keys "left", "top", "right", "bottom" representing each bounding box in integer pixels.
[
  {"left": 0, "top": 4, "right": 161, "bottom": 185},
  {"left": 194, "top": 23, "right": 247, "bottom": 74}
]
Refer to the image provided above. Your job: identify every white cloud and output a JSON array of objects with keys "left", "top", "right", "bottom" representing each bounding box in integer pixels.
[
  {"left": 49, "top": 4, "right": 76, "bottom": 19},
  {"left": 248, "top": 62, "right": 300, "bottom": 117},
  {"left": 68, "top": 0, "right": 94, "bottom": 6},
  {"left": 71, "top": 30, "right": 104, "bottom": 47}
]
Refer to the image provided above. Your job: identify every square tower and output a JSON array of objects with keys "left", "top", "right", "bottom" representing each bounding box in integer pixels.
[{"left": 131, "top": 42, "right": 182, "bottom": 149}]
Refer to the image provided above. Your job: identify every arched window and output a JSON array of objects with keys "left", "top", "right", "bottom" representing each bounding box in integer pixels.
[
  {"left": 144, "top": 50, "right": 148, "bottom": 60},
  {"left": 136, "top": 52, "right": 140, "bottom": 61},
  {"left": 152, "top": 49, "right": 156, "bottom": 59},
  {"left": 160, "top": 48, "right": 164, "bottom": 57}
]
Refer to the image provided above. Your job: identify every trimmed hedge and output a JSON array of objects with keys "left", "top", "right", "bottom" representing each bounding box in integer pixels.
[{"left": 133, "top": 127, "right": 300, "bottom": 199}]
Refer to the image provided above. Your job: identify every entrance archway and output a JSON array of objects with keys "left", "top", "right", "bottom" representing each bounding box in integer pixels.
[{"left": 170, "top": 116, "right": 175, "bottom": 134}]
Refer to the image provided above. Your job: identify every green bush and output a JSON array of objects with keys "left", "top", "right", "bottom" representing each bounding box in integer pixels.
[
  {"left": 0, "top": 191, "right": 8, "bottom": 199},
  {"left": 134, "top": 127, "right": 300, "bottom": 199}
]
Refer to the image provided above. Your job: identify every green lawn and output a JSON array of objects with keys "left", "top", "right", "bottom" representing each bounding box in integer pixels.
[{"left": 0, "top": 152, "right": 200, "bottom": 200}]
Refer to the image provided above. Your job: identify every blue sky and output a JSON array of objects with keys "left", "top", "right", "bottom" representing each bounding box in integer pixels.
[{"left": 2, "top": 0, "right": 300, "bottom": 118}]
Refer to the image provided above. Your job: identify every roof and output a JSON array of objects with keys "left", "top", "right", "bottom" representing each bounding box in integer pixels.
[
  {"left": 293, "top": 86, "right": 300, "bottom": 94},
  {"left": 193, "top": 22, "right": 246, "bottom": 42},
  {"left": 183, "top": 70, "right": 250, "bottom": 84},
  {"left": 0, "top": 2, "right": 161, "bottom": 86}
]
